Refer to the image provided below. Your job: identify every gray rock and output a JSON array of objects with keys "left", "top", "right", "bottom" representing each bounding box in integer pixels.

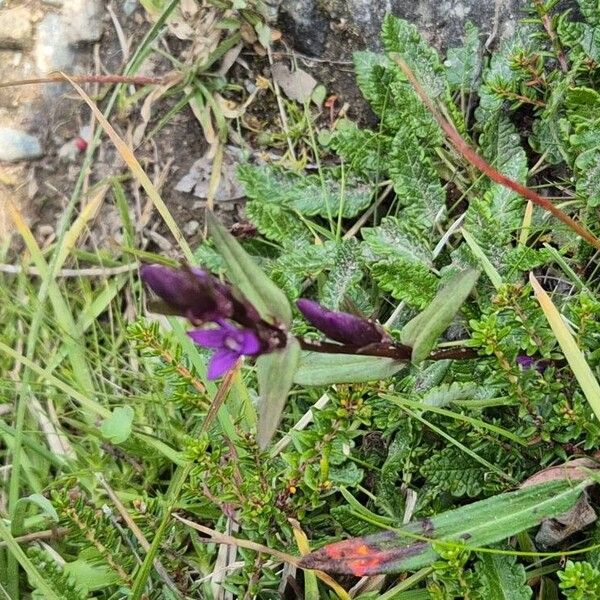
[
  {"left": 35, "top": 13, "right": 75, "bottom": 73},
  {"left": 63, "top": 0, "right": 104, "bottom": 43},
  {"left": 0, "top": 127, "right": 43, "bottom": 162},
  {"left": 0, "top": 6, "right": 33, "bottom": 50},
  {"left": 279, "top": 0, "right": 329, "bottom": 56},
  {"left": 277, "top": 0, "right": 542, "bottom": 54}
]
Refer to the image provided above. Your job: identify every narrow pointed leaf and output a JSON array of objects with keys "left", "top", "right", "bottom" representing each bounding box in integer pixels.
[
  {"left": 300, "top": 479, "right": 590, "bottom": 575},
  {"left": 294, "top": 353, "right": 406, "bottom": 386},
  {"left": 529, "top": 272, "right": 600, "bottom": 422},
  {"left": 207, "top": 211, "right": 292, "bottom": 326},
  {"left": 401, "top": 269, "right": 480, "bottom": 364},
  {"left": 256, "top": 337, "right": 301, "bottom": 448}
]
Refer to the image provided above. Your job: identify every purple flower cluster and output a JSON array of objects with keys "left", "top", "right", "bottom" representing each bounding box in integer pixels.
[
  {"left": 140, "top": 264, "right": 282, "bottom": 379},
  {"left": 140, "top": 264, "right": 391, "bottom": 379}
]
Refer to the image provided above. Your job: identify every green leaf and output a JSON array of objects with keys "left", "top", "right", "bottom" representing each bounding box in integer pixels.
[
  {"left": 100, "top": 406, "right": 135, "bottom": 444},
  {"left": 420, "top": 446, "right": 499, "bottom": 498},
  {"left": 320, "top": 241, "right": 366, "bottom": 311},
  {"left": 362, "top": 217, "right": 433, "bottom": 264},
  {"left": 327, "top": 120, "right": 393, "bottom": 177},
  {"left": 445, "top": 22, "right": 480, "bottom": 92},
  {"left": 575, "top": 149, "right": 600, "bottom": 207},
  {"left": 12, "top": 494, "right": 59, "bottom": 536},
  {"left": 300, "top": 479, "right": 590, "bottom": 575},
  {"left": 256, "top": 337, "right": 301, "bottom": 448},
  {"left": 370, "top": 260, "right": 438, "bottom": 309},
  {"left": 475, "top": 553, "right": 532, "bottom": 600},
  {"left": 401, "top": 269, "right": 480, "bottom": 364},
  {"left": 578, "top": 0, "right": 600, "bottom": 27},
  {"left": 294, "top": 353, "right": 405, "bottom": 386},
  {"left": 238, "top": 165, "right": 373, "bottom": 220},
  {"left": 381, "top": 15, "right": 446, "bottom": 98},
  {"left": 389, "top": 130, "right": 446, "bottom": 229},
  {"left": 207, "top": 211, "right": 293, "bottom": 326}
]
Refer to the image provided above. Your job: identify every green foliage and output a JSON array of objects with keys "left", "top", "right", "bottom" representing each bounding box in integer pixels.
[
  {"left": 558, "top": 560, "right": 600, "bottom": 599},
  {"left": 5, "top": 2, "right": 600, "bottom": 598}
]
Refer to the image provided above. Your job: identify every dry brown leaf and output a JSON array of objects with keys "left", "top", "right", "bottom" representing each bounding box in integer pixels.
[
  {"left": 271, "top": 62, "right": 317, "bottom": 104},
  {"left": 535, "top": 493, "right": 597, "bottom": 547},
  {"left": 520, "top": 458, "right": 599, "bottom": 488},
  {"left": 175, "top": 146, "right": 245, "bottom": 202}
]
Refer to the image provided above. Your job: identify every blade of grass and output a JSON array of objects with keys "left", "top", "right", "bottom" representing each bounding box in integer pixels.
[
  {"left": 384, "top": 394, "right": 527, "bottom": 446},
  {"left": 7, "top": 202, "right": 96, "bottom": 394},
  {"left": 529, "top": 272, "right": 600, "bottom": 422}
]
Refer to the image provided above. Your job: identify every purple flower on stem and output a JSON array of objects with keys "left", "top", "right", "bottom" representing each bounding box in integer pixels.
[
  {"left": 517, "top": 355, "right": 550, "bottom": 373},
  {"left": 140, "top": 263, "right": 233, "bottom": 323},
  {"left": 297, "top": 298, "right": 387, "bottom": 346},
  {"left": 189, "top": 321, "right": 262, "bottom": 379}
]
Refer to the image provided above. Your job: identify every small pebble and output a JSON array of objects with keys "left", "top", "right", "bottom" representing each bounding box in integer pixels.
[
  {"left": 0, "top": 127, "right": 43, "bottom": 162},
  {"left": 184, "top": 220, "right": 200, "bottom": 236}
]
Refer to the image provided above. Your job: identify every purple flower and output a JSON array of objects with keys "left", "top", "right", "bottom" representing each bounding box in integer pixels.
[
  {"left": 297, "top": 298, "right": 386, "bottom": 346},
  {"left": 140, "top": 264, "right": 233, "bottom": 323},
  {"left": 189, "top": 321, "right": 262, "bottom": 379},
  {"left": 517, "top": 355, "right": 551, "bottom": 373}
]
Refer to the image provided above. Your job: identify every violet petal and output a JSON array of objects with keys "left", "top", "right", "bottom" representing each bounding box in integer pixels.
[
  {"left": 207, "top": 349, "right": 238, "bottom": 379},
  {"left": 297, "top": 298, "right": 385, "bottom": 346},
  {"left": 188, "top": 328, "right": 228, "bottom": 348},
  {"left": 239, "top": 330, "right": 262, "bottom": 355}
]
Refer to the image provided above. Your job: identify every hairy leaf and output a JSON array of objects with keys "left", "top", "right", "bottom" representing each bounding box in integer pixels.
[
  {"left": 475, "top": 553, "right": 532, "bottom": 600},
  {"left": 445, "top": 22, "right": 481, "bottom": 93},
  {"left": 293, "top": 353, "right": 405, "bottom": 386},
  {"left": 382, "top": 15, "right": 446, "bottom": 98},
  {"left": 239, "top": 165, "right": 373, "bottom": 220}
]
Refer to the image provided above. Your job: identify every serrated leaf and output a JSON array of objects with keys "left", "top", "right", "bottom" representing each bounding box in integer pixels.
[
  {"left": 320, "top": 241, "right": 366, "bottom": 310},
  {"left": 362, "top": 217, "right": 433, "bottom": 264},
  {"left": 245, "top": 199, "right": 310, "bottom": 244},
  {"left": 300, "top": 479, "right": 590, "bottom": 575},
  {"left": 401, "top": 268, "right": 480, "bottom": 364},
  {"left": 421, "top": 446, "right": 496, "bottom": 498},
  {"left": 294, "top": 353, "right": 405, "bottom": 386},
  {"left": 445, "top": 22, "right": 481, "bottom": 92},
  {"left": 100, "top": 406, "right": 135, "bottom": 444},
  {"left": 238, "top": 165, "right": 372, "bottom": 219},
  {"left": 370, "top": 260, "right": 438, "bottom": 309},
  {"left": 327, "top": 119, "right": 392, "bottom": 176},
  {"left": 207, "top": 211, "right": 292, "bottom": 326},
  {"left": 475, "top": 553, "right": 532, "bottom": 600},
  {"left": 388, "top": 131, "right": 446, "bottom": 228},
  {"left": 578, "top": 0, "right": 600, "bottom": 27},
  {"left": 256, "top": 338, "right": 300, "bottom": 448},
  {"left": 575, "top": 149, "right": 600, "bottom": 207},
  {"left": 381, "top": 15, "right": 446, "bottom": 98}
]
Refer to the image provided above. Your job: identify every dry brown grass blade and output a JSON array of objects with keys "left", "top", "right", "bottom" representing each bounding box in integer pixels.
[{"left": 173, "top": 515, "right": 351, "bottom": 599}]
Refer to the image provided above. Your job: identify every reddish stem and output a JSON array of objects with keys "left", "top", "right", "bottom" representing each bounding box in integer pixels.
[{"left": 0, "top": 74, "right": 176, "bottom": 89}]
